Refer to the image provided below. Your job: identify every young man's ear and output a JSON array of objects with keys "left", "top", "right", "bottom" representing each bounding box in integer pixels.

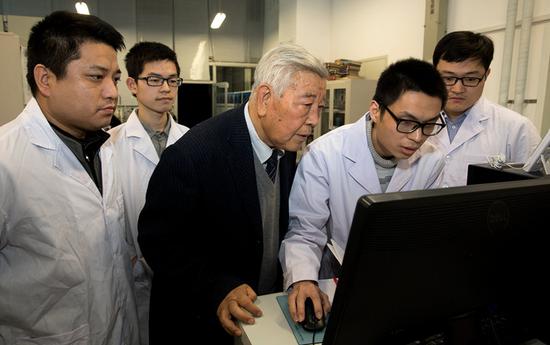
[
  {"left": 369, "top": 100, "right": 382, "bottom": 124},
  {"left": 484, "top": 67, "right": 491, "bottom": 80},
  {"left": 34, "top": 64, "right": 53, "bottom": 97},
  {"left": 256, "top": 83, "right": 272, "bottom": 118},
  {"left": 126, "top": 77, "right": 138, "bottom": 97}
]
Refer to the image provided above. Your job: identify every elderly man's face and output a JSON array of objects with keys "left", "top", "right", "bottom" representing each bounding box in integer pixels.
[
  {"left": 261, "top": 71, "right": 326, "bottom": 152},
  {"left": 45, "top": 41, "right": 121, "bottom": 138}
]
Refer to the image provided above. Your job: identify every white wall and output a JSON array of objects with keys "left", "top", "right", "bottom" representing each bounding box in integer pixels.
[
  {"left": 273, "top": 0, "right": 424, "bottom": 63},
  {"left": 0, "top": 32, "right": 25, "bottom": 125},
  {"left": 447, "top": 0, "right": 550, "bottom": 133},
  {"left": 329, "top": 0, "right": 425, "bottom": 63},
  {"left": 295, "top": 0, "right": 331, "bottom": 62},
  {"left": 278, "top": 0, "right": 297, "bottom": 44}
]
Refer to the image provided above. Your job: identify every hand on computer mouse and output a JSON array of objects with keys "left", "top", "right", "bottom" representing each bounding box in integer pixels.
[
  {"left": 301, "top": 297, "right": 326, "bottom": 331},
  {"left": 288, "top": 281, "right": 330, "bottom": 325}
]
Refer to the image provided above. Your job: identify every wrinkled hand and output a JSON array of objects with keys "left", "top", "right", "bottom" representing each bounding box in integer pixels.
[
  {"left": 288, "top": 280, "right": 331, "bottom": 323},
  {"left": 217, "top": 284, "right": 262, "bottom": 336}
]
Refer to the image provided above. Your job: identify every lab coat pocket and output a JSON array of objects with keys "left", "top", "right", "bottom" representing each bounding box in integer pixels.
[{"left": 15, "top": 323, "right": 89, "bottom": 345}]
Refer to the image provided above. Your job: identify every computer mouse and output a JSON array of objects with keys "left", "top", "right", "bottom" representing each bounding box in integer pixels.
[{"left": 301, "top": 297, "right": 326, "bottom": 332}]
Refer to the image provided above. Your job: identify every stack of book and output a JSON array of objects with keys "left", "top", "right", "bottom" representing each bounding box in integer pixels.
[{"left": 325, "top": 59, "right": 362, "bottom": 79}]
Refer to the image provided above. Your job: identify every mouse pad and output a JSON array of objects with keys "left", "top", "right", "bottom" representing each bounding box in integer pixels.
[{"left": 276, "top": 294, "right": 327, "bottom": 345}]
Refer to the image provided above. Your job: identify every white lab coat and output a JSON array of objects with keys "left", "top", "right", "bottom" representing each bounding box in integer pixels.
[
  {"left": 279, "top": 114, "right": 444, "bottom": 289},
  {"left": 0, "top": 98, "right": 139, "bottom": 344},
  {"left": 428, "top": 97, "right": 541, "bottom": 187},
  {"left": 109, "top": 110, "right": 189, "bottom": 258},
  {"left": 108, "top": 110, "right": 188, "bottom": 344}
]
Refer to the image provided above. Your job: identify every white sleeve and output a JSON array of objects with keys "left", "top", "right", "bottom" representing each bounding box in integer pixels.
[{"left": 279, "top": 146, "right": 332, "bottom": 290}]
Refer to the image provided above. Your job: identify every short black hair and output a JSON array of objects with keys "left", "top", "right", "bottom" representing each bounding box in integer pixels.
[
  {"left": 433, "top": 31, "right": 494, "bottom": 70},
  {"left": 373, "top": 58, "right": 447, "bottom": 112},
  {"left": 26, "top": 11, "right": 125, "bottom": 96},
  {"left": 124, "top": 41, "right": 181, "bottom": 80}
]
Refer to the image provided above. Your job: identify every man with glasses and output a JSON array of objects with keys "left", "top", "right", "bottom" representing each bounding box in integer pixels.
[
  {"left": 279, "top": 58, "right": 447, "bottom": 324},
  {"left": 108, "top": 41, "right": 189, "bottom": 345},
  {"left": 429, "top": 31, "right": 540, "bottom": 187}
]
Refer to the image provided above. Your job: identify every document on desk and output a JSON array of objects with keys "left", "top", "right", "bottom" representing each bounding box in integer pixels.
[{"left": 276, "top": 294, "right": 326, "bottom": 345}]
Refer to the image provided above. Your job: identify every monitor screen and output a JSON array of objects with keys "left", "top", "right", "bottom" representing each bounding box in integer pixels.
[{"left": 323, "top": 179, "right": 550, "bottom": 345}]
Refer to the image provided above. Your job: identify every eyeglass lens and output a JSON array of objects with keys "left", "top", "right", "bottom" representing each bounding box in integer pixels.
[
  {"left": 397, "top": 120, "right": 444, "bottom": 136},
  {"left": 141, "top": 76, "right": 182, "bottom": 87},
  {"left": 442, "top": 76, "right": 483, "bottom": 87},
  {"left": 381, "top": 102, "right": 445, "bottom": 136}
]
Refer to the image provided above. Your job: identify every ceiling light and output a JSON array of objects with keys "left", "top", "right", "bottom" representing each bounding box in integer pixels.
[
  {"left": 75, "top": 2, "right": 90, "bottom": 15},
  {"left": 210, "top": 12, "right": 226, "bottom": 29}
]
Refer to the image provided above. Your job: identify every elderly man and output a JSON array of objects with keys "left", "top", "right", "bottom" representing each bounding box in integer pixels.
[{"left": 138, "top": 43, "right": 327, "bottom": 344}]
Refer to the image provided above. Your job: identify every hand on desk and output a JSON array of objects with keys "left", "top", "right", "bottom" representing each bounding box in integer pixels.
[
  {"left": 217, "top": 284, "right": 262, "bottom": 336},
  {"left": 288, "top": 280, "right": 331, "bottom": 323}
]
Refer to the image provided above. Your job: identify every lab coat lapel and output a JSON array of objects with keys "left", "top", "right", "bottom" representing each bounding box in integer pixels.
[
  {"left": 100, "top": 141, "right": 114, "bottom": 197},
  {"left": 387, "top": 152, "right": 420, "bottom": 192},
  {"left": 52, "top": 138, "right": 103, "bottom": 199},
  {"left": 23, "top": 99, "right": 102, "bottom": 198},
  {"left": 126, "top": 111, "right": 159, "bottom": 165},
  {"left": 444, "top": 99, "right": 487, "bottom": 154},
  {"left": 166, "top": 115, "right": 187, "bottom": 146},
  {"left": 344, "top": 116, "right": 382, "bottom": 194}
]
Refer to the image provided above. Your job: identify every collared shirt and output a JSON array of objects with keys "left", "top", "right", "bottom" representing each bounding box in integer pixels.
[
  {"left": 49, "top": 122, "right": 110, "bottom": 194},
  {"left": 445, "top": 111, "right": 468, "bottom": 143},
  {"left": 244, "top": 101, "right": 284, "bottom": 165},
  {"left": 141, "top": 113, "right": 172, "bottom": 157}
]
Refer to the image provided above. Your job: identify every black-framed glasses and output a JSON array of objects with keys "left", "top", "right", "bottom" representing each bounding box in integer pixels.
[
  {"left": 441, "top": 74, "right": 486, "bottom": 87},
  {"left": 137, "top": 76, "right": 183, "bottom": 87},
  {"left": 380, "top": 103, "right": 446, "bottom": 136}
]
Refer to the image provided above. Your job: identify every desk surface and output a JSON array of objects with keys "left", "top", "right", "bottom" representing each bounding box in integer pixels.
[
  {"left": 237, "top": 292, "right": 302, "bottom": 345},
  {"left": 236, "top": 280, "right": 335, "bottom": 345}
]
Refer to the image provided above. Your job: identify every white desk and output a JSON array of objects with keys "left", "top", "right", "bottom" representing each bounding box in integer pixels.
[
  {"left": 235, "top": 280, "right": 335, "bottom": 345},
  {"left": 235, "top": 292, "right": 300, "bottom": 345}
]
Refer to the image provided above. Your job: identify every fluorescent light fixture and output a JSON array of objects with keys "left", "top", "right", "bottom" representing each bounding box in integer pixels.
[
  {"left": 210, "top": 12, "right": 226, "bottom": 29},
  {"left": 75, "top": 2, "right": 90, "bottom": 15}
]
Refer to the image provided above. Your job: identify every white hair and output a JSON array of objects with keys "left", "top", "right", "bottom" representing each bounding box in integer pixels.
[{"left": 252, "top": 43, "right": 328, "bottom": 96}]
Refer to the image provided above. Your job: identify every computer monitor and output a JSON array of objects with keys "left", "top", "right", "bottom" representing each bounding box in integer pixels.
[{"left": 323, "top": 179, "right": 550, "bottom": 345}]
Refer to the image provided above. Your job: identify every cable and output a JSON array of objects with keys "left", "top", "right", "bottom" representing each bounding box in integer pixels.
[
  {"left": 486, "top": 154, "right": 524, "bottom": 170},
  {"left": 309, "top": 326, "right": 317, "bottom": 345}
]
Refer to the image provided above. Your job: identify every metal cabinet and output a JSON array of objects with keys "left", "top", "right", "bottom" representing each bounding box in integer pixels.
[{"left": 0, "top": 32, "right": 26, "bottom": 125}]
